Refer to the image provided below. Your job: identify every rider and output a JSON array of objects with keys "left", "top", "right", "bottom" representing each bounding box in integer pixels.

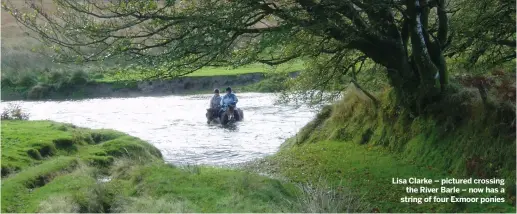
[
  {"left": 220, "top": 87, "right": 238, "bottom": 114},
  {"left": 209, "top": 88, "right": 222, "bottom": 110}
]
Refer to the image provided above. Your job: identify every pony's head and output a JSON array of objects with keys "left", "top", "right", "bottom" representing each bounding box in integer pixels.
[
  {"left": 206, "top": 108, "right": 217, "bottom": 120},
  {"left": 225, "top": 106, "right": 235, "bottom": 121}
]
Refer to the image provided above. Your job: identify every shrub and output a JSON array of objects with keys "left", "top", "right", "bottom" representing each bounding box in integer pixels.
[
  {"left": 1, "top": 75, "right": 15, "bottom": 88},
  {"left": 47, "top": 70, "right": 68, "bottom": 84},
  {"left": 69, "top": 70, "right": 89, "bottom": 86},
  {"left": 16, "top": 73, "right": 38, "bottom": 88},
  {"left": 27, "top": 83, "right": 51, "bottom": 100},
  {"left": 1, "top": 104, "right": 29, "bottom": 120}
]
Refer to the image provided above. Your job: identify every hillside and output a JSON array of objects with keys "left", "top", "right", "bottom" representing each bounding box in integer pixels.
[{"left": 249, "top": 84, "right": 516, "bottom": 213}]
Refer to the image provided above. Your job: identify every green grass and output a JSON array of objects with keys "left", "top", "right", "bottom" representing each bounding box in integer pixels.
[
  {"left": 249, "top": 86, "right": 516, "bottom": 213},
  {"left": 239, "top": 72, "right": 292, "bottom": 93},
  {"left": 1, "top": 121, "right": 81, "bottom": 174},
  {"left": 1, "top": 157, "right": 81, "bottom": 212},
  {"left": 0, "top": 120, "right": 158, "bottom": 175},
  {"left": 187, "top": 62, "right": 304, "bottom": 77},
  {"left": 98, "top": 62, "right": 304, "bottom": 82},
  {"left": 256, "top": 141, "right": 514, "bottom": 212},
  {"left": 0, "top": 120, "right": 162, "bottom": 212},
  {"left": 2, "top": 120, "right": 362, "bottom": 213},
  {"left": 107, "top": 163, "right": 300, "bottom": 212}
]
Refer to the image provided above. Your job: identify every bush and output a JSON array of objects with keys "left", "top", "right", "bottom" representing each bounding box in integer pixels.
[
  {"left": 47, "top": 70, "right": 68, "bottom": 84},
  {"left": 1, "top": 104, "right": 29, "bottom": 120},
  {"left": 69, "top": 70, "right": 89, "bottom": 86},
  {"left": 16, "top": 73, "right": 38, "bottom": 88},
  {"left": 27, "top": 83, "right": 51, "bottom": 100},
  {"left": 1, "top": 75, "right": 15, "bottom": 88}
]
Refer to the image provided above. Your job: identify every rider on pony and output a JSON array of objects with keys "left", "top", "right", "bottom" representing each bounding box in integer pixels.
[
  {"left": 209, "top": 88, "right": 222, "bottom": 110},
  {"left": 219, "top": 87, "right": 238, "bottom": 116},
  {"left": 206, "top": 88, "right": 222, "bottom": 120}
]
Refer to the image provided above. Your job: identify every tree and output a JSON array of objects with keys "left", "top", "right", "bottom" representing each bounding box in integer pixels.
[
  {"left": 446, "top": 0, "right": 515, "bottom": 68},
  {"left": 3, "top": 0, "right": 514, "bottom": 113}
]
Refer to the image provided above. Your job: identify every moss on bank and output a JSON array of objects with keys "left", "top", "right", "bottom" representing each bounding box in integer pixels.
[
  {"left": 2, "top": 120, "right": 358, "bottom": 213},
  {"left": 251, "top": 85, "right": 516, "bottom": 213}
]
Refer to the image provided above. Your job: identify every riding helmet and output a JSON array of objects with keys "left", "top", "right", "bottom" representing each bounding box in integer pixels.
[
  {"left": 226, "top": 87, "right": 232, "bottom": 92},
  {"left": 214, "top": 88, "right": 220, "bottom": 93}
]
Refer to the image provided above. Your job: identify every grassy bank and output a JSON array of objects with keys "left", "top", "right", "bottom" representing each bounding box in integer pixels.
[
  {"left": 248, "top": 84, "right": 516, "bottom": 213},
  {"left": 1, "top": 64, "right": 300, "bottom": 100},
  {"left": 100, "top": 62, "right": 304, "bottom": 82},
  {"left": 157, "top": 72, "right": 296, "bottom": 96},
  {"left": 1, "top": 120, "right": 369, "bottom": 213}
]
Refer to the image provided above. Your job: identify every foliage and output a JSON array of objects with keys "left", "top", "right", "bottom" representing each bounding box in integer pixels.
[
  {"left": 278, "top": 60, "right": 389, "bottom": 106},
  {"left": 446, "top": 0, "right": 515, "bottom": 68},
  {"left": 260, "top": 85, "right": 516, "bottom": 212},
  {"left": 240, "top": 72, "right": 294, "bottom": 93},
  {"left": 1, "top": 59, "right": 304, "bottom": 100},
  {"left": 3, "top": 0, "right": 514, "bottom": 111},
  {"left": 1, "top": 103, "right": 30, "bottom": 120}
]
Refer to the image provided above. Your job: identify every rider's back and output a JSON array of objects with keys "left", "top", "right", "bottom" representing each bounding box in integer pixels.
[
  {"left": 210, "top": 95, "right": 221, "bottom": 109},
  {"left": 221, "top": 93, "right": 238, "bottom": 106}
]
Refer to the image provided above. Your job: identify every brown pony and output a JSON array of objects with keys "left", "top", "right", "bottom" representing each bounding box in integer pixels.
[
  {"left": 219, "top": 105, "right": 244, "bottom": 125},
  {"left": 206, "top": 108, "right": 220, "bottom": 124}
]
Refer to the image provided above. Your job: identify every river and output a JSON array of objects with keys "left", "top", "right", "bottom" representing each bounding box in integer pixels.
[{"left": 0, "top": 93, "right": 317, "bottom": 166}]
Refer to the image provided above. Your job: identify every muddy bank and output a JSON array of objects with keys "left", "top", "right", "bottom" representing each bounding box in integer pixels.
[{"left": 2, "top": 72, "right": 299, "bottom": 101}]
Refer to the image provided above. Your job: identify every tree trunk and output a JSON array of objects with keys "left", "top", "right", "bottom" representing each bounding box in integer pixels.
[
  {"left": 354, "top": 39, "right": 422, "bottom": 112},
  {"left": 406, "top": 0, "right": 443, "bottom": 113}
]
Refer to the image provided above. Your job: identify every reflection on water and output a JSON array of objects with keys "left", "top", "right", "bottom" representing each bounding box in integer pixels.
[{"left": 1, "top": 93, "right": 317, "bottom": 166}]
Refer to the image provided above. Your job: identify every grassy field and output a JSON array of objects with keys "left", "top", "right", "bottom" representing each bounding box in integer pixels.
[{"left": 1, "top": 120, "right": 369, "bottom": 213}]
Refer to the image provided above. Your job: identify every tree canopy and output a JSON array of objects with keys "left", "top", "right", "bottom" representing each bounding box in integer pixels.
[{"left": 3, "top": 0, "right": 515, "bottom": 112}]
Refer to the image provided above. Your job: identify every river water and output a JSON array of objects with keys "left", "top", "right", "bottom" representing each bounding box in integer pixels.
[{"left": 1, "top": 93, "right": 317, "bottom": 166}]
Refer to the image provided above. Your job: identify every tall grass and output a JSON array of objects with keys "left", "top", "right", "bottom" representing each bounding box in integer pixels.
[
  {"left": 291, "top": 178, "right": 370, "bottom": 213},
  {"left": 111, "top": 196, "right": 194, "bottom": 213},
  {"left": 37, "top": 195, "right": 81, "bottom": 213}
]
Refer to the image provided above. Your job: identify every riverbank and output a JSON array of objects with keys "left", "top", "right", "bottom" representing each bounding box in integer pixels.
[
  {"left": 2, "top": 120, "right": 366, "bottom": 213},
  {"left": 1, "top": 71, "right": 298, "bottom": 101},
  {"left": 2, "top": 81, "right": 515, "bottom": 212},
  {"left": 246, "top": 85, "right": 516, "bottom": 213}
]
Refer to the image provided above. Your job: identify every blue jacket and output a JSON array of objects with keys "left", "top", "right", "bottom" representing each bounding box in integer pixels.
[{"left": 220, "top": 93, "right": 238, "bottom": 107}]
